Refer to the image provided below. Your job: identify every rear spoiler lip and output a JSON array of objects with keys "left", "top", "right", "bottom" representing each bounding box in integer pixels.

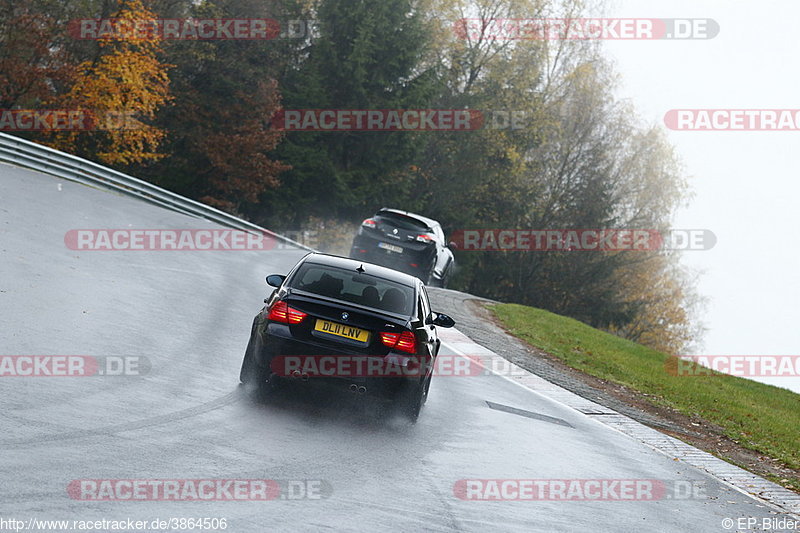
[{"left": 375, "top": 212, "right": 434, "bottom": 233}]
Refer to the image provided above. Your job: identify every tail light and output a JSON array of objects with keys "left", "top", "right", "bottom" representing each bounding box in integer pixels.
[
  {"left": 268, "top": 301, "right": 307, "bottom": 324},
  {"left": 380, "top": 331, "right": 417, "bottom": 354},
  {"left": 415, "top": 234, "right": 434, "bottom": 243},
  {"left": 362, "top": 218, "right": 377, "bottom": 229}
]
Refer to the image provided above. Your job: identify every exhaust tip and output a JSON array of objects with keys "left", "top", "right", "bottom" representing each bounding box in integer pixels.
[
  {"left": 291, "top": 370, "right": 302, "bottom": 379},
  {"left": 357, "top": 386, "right": 367, "bottom": 395},
  {"left": 349, "top": 384, "right": 359, "bottom": 393},
  {"left": 301, "top": 373, "right": 310, "bottom": 382}
]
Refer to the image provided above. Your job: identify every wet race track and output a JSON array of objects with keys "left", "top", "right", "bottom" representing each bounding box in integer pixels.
[{"left": 0, "top": 164, "right": 796, "bottom": 532}]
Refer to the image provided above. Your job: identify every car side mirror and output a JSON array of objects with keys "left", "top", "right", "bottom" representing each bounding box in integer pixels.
[
  {"left": 430, "top": 312, "right": 455, "bottom": 328},
  {"left": 266, "top": 274, "right": 286, "bottom": 288}
]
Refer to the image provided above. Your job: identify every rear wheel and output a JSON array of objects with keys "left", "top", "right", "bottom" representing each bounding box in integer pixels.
[
  {"left": 428, "top": 261, "right": 452, "bottom": 288},
  {"left": 240, "top": 337, "right": 274, "bottom": 399},
  {"left": 437, "top": 261, "right": 453, "bottom": 288},
  {"left": 422, "top": 373, "right": 432, "bottom": 405},
  {"left": 425, "top": 267, "right": 437, "bottom": 287},
  {"left": 399, "top": 379, "right": 426, "bottom": 422}
]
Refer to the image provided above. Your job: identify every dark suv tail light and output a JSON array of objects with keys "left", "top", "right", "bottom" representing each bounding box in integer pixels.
[
  {"left": 415, "top": 234, "right": 434, "bottom": 243},
  {"left": 268, "top": 301, "right": 307, "bottom": 324},
  {"left": 362, "top": 218, "right": 377, "bottom": 229},
  {"left": 380, "top": 331, "right": 417, "bottom": 354}
]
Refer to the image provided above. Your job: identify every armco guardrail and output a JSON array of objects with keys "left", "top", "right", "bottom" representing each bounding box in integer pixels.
[{"left": 0, "top": 132, "right": 314, "bottom": 251}]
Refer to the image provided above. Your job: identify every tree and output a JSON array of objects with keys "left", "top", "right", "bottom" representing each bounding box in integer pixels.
[
  {"left": 196, "top": 81, "right": 290, "bottom": 211},
  {"left": 414, "top": 0, "right": 700, "bottom": 351},
  {"left": 45, "top": 0, "right": 172, "bottom": 166},
  {"left": 0, "top": 1, "right": 74, "bottom": 109},
  {"left": 263, "top": 0, "right": 439, "bottom": 224},
  {"left": 138, "top": 0, "right": 289, "bottom": 214}
]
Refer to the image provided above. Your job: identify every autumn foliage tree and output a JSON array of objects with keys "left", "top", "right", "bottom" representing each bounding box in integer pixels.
[
  {"left": 607, "top": 252, "right": 706, "bottom": 355},
  {"left": 46, "top": 0, "right": 171, "bottom": 165},
  {"left": 136, "top": 0, "right": 290, "bottom": 214},
  {"left": 0, "top": 2, "right": 73, "bottom": 109},
  {"left": 196, "top": 81, "right": 290, "bottom": 211}
]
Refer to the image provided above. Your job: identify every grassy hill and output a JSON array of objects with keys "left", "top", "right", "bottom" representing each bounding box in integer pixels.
[{"left": 491, "top": 303, "right": 800, "bottom": 491}]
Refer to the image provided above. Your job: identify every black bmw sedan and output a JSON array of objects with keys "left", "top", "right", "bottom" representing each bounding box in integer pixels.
[{"left": 239, "top": 253, "right": 456, "bottom": 421}]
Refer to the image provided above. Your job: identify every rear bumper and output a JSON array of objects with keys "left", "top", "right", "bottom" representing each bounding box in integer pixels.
[
  {"left": 255, "top": 323, "right": 427, "bottom": 398},
  {"left": 349, "top": 236, "right": 434, "bottom": 278}
]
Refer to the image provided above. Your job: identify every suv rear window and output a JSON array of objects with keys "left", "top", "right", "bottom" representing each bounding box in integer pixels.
[
  {"left": 377, "top": 212, "right": 431, "bottom": 232},
  {"left": 289, "top": 263, "right": 415, "bottom": 315}
]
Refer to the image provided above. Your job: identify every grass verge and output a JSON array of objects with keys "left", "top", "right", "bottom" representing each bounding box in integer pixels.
[{"left": 490, "top": 303, "right": 800, "bottom": 491}]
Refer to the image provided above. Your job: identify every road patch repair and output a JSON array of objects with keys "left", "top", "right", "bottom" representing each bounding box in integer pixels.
[{"left": 485, "top": 401, "right": 574, "bottom": 428}]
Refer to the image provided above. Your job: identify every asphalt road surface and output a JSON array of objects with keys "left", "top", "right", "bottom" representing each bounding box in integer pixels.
[{"left": 1, "top": 163, "right": 795, "bottom": 532}]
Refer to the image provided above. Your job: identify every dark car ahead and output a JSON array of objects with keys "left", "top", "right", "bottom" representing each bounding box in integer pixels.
[
  {"left": 349, "top": 208, "right": 455, "bottom": 287},
  {"left": 239, "top": 253, "right": 455, "bottom": 421}
]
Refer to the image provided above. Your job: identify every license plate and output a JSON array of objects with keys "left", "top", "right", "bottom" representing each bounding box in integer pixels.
[
  {"left": 314, "top": 319, "right": 370, "bottom": 343},
  {"left": 378, "top": 242, "right": 403, "bottom": 254}
]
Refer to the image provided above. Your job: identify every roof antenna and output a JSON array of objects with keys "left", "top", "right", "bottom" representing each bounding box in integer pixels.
[{"left": 356, "top": 264, "right": 365, "bottom": 274}]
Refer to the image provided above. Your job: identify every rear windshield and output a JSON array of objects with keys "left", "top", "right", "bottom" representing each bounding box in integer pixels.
[
  {"left": 289, "top": 263, "right": 415, "bottom": 315},
  {"left": 377, "top": 212, "right": 431, "bottom": 232}
]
